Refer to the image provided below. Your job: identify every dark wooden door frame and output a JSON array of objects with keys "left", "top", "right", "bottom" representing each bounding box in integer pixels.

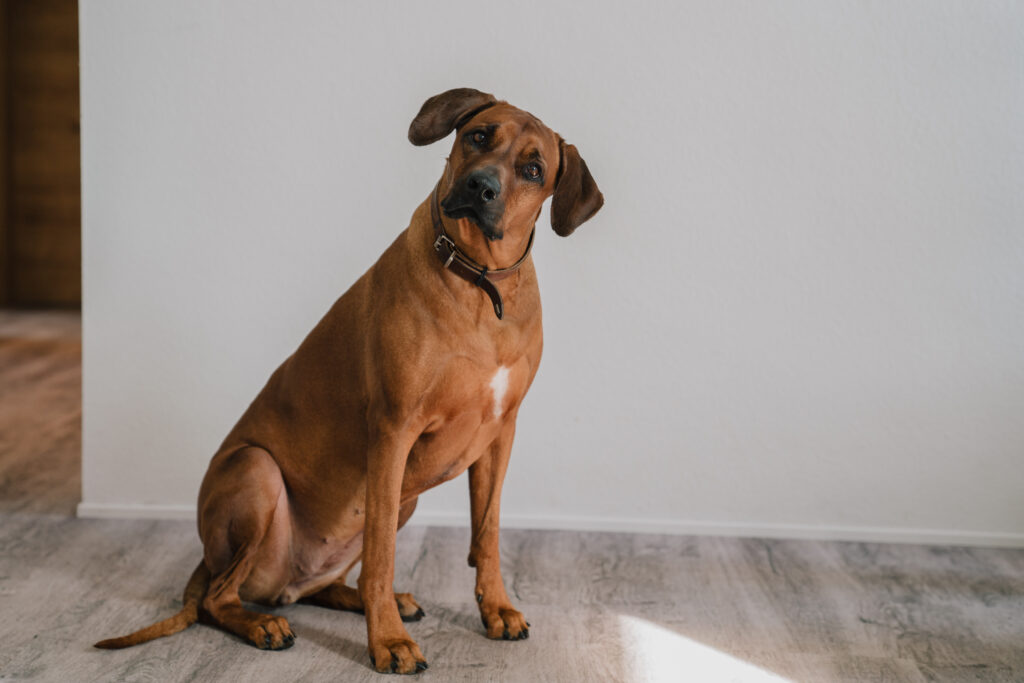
[
  {"left": 0, "top": 3, "right": 9, "bottom": 306},
  {"left": 0, "top": 0, "right": 80, "bottom": 309}
]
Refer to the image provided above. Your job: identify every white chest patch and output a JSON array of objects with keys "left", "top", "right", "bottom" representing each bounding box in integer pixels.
[{"left": 489, "top": 366, "right": 511, "bottom": 419}]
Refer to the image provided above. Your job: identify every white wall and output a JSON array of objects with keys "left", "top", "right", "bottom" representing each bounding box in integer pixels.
[{"left": 80, "top": 1, "right": 1024, "bottom": 547}]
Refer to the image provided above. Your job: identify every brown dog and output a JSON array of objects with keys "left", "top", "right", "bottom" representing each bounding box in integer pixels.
[{"left": 94, "top": 88, "right": 602, "bottom": 674}]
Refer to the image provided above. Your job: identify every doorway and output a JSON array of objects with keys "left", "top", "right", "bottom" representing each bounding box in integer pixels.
[{"left": 1, "top": 0, "right": 80, "bottom": 308}]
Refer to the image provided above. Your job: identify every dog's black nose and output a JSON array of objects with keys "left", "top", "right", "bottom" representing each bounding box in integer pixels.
[{"left": 465, "top": 170, "right": 500, "bottom": 203}]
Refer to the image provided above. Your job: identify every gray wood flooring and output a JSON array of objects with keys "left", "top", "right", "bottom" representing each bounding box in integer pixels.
[{"left": 1, "top": 311, "right": 1022, "bottom": 682}]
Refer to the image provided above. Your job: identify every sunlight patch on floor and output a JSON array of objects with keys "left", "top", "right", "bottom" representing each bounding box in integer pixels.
[{"left": 618, "top": 615, "right": 791, "bottom": 683}]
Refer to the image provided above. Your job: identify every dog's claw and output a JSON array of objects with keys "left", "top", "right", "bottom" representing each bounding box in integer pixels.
[
  {"left": 416, "top": 661, "right": 429, "bottom": 672},
  {"left": 390, "top": 654, "right": 398, "bottom": 672},
  {"left": 502, "top": 628, "right": 510, "bottom": 640}
]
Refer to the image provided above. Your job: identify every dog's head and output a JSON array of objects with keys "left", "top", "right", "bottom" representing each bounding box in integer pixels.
[{"left": 409, "top": 88, "right": 603, "bottom": 242}]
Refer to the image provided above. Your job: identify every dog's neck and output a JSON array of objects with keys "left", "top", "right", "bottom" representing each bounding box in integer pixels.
[
  {"left": 443, "top": 217, "right": 531, "bottom": 270},
  {"left": 435, "top": 207, "right": 535, "bottom": 274}
]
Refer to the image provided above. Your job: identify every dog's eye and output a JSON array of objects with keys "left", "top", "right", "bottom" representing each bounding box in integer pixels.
[
  {"left": 523, "top": 163, "right": 542, "bottom": 181},
  {"left": 471, "top": 131, "right": 487, "bottom": 145}
]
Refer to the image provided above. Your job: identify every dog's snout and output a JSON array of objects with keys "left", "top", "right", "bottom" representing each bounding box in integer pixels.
[
  {"left": 441, "top": 166, "right": 505, "bottom": 240},
  {"left": 465, "top": 170, "right": 500, "bottom": 203}
]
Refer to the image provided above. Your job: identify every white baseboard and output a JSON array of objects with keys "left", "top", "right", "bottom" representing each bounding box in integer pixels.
[
  {"left": 412, "top": 511, "right": 1024, "bottom": 548},
  {"left": 77, "top": 502, "right": 196, "bottom": 520},
  {"left": 76, "top": 502, "right": 1024, "bottom": 549}
]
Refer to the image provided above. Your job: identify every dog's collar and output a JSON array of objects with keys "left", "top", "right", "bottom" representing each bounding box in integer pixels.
[{"left": 429, "top": 183, "right": 535, "bottom": 320}]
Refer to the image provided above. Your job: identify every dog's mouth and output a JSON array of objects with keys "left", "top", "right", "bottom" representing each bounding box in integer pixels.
[
  {"left": 440, "top": 199, "right": 503, "bottom": 241},
  {"left": 442, "top": 203, "right": 479, "bottom": 223}
]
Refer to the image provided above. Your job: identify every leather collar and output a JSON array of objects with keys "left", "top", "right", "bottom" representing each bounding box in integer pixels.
[{"left": 429, "top": 183, "right": 535, "bottom": 320}]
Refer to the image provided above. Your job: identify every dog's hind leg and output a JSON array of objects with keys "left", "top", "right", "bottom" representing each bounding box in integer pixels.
[
  {"left": 301, "top": 498, "right": 425, "bottom": 621},
  {"left": 302, "top": 579, "right": 426, "bottom": 623},
  {"left": 197, "top": 445, "right": 296, "bottom": 650}
]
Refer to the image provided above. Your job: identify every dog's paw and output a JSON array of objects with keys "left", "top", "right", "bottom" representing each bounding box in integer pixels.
[
  {"left": 396, "top": 592, "right": 426, "bottom": 622},
  {"left": 245, "top": 614, "right": 295, "bottom": 650},
  {"left": 368, "top": 637, "right": 428, "bottom": 674},
  {"left": 480, "top": 603, "right": 529, "bottom": 641}
]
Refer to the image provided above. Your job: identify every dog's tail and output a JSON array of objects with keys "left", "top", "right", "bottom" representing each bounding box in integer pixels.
[{"left": 94, "top": 560, "right": 210, "bottom": 649}]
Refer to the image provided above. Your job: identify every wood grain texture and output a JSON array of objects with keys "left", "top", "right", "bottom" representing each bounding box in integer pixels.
[
  {"left": 1, "top": 312, "right": 1023, "bottom": 682},
  {"left": 3, "top": 0, "right": 81, "bottom": 306},
  {"left": 0, "top": 4, "right": 7, "bottom": 305},
  {"left": 0, "top": 309, "right": 80, "bottom": 514}
]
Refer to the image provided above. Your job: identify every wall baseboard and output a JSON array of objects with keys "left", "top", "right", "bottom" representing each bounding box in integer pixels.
[
  {"left": 77, "top": 502, "right": 196, "bottom": 520},
  {"left": 412, "top": 511, "right": 1024, "bottom": 548},
  {"left": 76, "top": 502, "right": 1024, "bottom": 549}
]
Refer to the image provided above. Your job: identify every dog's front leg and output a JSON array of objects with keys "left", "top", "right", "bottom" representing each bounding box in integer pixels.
[
  {"left": 468, "top": 419, "right": 530, "bottom": 640},
  {"left": 359, "top": 427, "right": 428, "bottom": 674}
]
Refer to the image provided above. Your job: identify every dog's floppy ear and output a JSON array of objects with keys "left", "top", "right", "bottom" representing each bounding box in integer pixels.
[
  {"left": 408, "top": 88, "right": 498, "bottom": 146},
  {"left": 551, "top": 140, "right": 604, "bottom": 236}
]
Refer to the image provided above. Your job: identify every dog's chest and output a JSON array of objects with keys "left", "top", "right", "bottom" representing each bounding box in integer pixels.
[
  {"left": 444, "top": 356, "right": 529, "bottom": 428},
  {"left": 401, "top": 357, "right": 530, "bottom": 495},
  {"left": 485, "top": 365, "right": 512, "bottom": 419}
]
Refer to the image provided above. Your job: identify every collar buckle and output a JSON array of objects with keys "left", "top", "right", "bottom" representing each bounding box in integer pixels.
[
  {"left": 433, "top": 233, "right": 454, "bottom": 252},
  {"left": 433, "top": 233, "right": 458, "bottom": 268}
]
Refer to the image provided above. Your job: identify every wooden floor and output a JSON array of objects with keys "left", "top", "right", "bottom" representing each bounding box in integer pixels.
[
  {"left": 0, "top": 310, "right": 81, "bottom": 516},
  {"left": 1, "top": 311, "right": 1022, "bottom": 682}
]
